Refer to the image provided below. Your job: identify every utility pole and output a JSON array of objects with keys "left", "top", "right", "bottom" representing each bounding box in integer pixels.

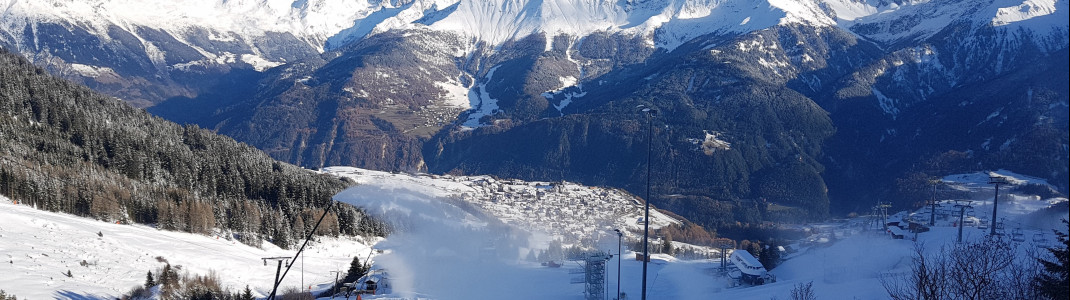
[
  {"left": 988, "top": 175, "right": 1008, "bottom": 236},
  {"left": 637, "top": 104, "right": 657, "bottom": 300},
  {"left": 301, "top": 252, "right": 305, "bottom": 290}
]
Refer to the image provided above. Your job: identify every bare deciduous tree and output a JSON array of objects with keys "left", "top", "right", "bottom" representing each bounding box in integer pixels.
[
  {"left": 789, "top": 281, "right": 816, "bottom": 300},
  {"left": 883, "top": 238, "right": 1041, "bottom": 300}
]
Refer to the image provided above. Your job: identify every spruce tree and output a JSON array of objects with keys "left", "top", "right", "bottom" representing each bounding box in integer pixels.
[
  {"left": 759, "top": 242, "right": 781, "bottom": 270},
  {"left": 342, "top": 256, "right": 368, "bottom": 284},
  {"left": 662, "top": 234, "right": 674, "bottom": 255},
  {"left": 526, "top": 249, "right": 537, "bottom": 262},
  {"left": 240, "top": 285, "right": 254, "bottom": 300},
  {"left": 1035, "top": 219, "right": 1069, "bottom": 300},
  {"left": 145, "top": 271, "right": 155, "bottom": 288}
]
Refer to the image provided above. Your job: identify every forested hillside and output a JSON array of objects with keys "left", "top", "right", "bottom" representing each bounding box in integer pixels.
[{"left": 0, "top": 48, "right": 384, "bottom": 248}]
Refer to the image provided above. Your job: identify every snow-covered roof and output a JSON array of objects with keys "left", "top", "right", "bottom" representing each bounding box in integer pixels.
[{"left": 730, "top": 250, "right": 766, "bottom": 276}]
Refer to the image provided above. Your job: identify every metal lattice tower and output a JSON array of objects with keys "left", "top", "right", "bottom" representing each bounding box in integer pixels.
[{"left": 585, "top": 253, "right": 609, "bottom": 300}]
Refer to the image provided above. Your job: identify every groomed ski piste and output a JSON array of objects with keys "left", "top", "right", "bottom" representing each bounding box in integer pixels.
[{"left": 1, "top": 168, "right": 1065, "bottom": 299}]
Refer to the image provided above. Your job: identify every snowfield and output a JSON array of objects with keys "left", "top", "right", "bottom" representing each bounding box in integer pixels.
[
  {"left": 321, "top": 168, "right": 1068, "bottom": 300},
  {"left": 5, "top": 0, "right": 1064, "bottom": 56},
  {"left": 1, "top": 169, "right": 1065, "bottom": 299},
  {"left": 0, "top": 195, "right": 377, "bottom": 299}
]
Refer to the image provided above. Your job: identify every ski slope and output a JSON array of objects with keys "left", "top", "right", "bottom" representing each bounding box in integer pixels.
[
  {"left": 0, "top": 195, "right": 377, "bottom": 299},
  {"left": 1, "top": 168, "right": 1065, "bottom": 299},
  {"left": 320, "top": 168, "right": 1066, "bottom": 300}
]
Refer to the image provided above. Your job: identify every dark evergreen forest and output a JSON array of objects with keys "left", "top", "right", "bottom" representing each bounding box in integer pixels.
[{"left": 0, "top": 48, "right": 385, "bottom": 248}]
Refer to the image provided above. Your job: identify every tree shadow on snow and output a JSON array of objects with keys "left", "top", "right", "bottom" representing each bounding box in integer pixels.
[{"left": 55, "top": 290, "right": 112, "bottom": 300}]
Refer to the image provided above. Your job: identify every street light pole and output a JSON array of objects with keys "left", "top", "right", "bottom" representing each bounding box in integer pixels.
[
  {"left": 614, "top": 229, "right": 623, "bottom": 300},
  {"left": 638, "top": 105, "right": 656, "bottom": 300}
]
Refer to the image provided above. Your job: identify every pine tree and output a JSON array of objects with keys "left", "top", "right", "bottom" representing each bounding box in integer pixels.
[
  {"left": 759, "top": 242, "right": 781, "bottom": 270},
  {"left": 342, "top": 256, "right": 368, "bottom": 284},
  {"left": 240, "top": 285, "right": 254, "bottom": 300},
  {"left": 546, "top": 240, "right": 565, "bottom": 261},
  {"left": 662, "top": 234, "right": 674, "bottom": 255},
  {"left": 1035, "top": 219, "right": 1069, "bottom": 300},
  {"left": 159, "top": 263, "right": 180, "bottom": 298},
  {"left": 145, "top": 271, "right": 155, "bottom": 288}
]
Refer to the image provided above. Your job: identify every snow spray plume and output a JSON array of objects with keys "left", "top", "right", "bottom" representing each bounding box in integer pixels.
[{"left": 335, "top": 185, "right": 552, "bottom": 300}]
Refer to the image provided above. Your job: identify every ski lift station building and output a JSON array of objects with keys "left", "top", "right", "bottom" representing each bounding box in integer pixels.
[{"left": 730, "top": 250, "right": 767, "bottom": 285}]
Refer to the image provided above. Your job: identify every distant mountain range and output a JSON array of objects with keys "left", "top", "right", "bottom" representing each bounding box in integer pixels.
[{"left": 4, "top": 0, "right": 1067, "bottom": 227}]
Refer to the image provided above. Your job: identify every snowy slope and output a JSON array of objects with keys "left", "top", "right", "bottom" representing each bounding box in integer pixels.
[
  {"left": 1, "top": 0, "right": 373, "bottom": 52},
  {"left": 2, "top": 167, "right": 1064, "bottom": 299},
  {"left": 7, "top": 0, "right": 1063, "bottom": 55},
  {"left": 322, "top": 166, "right": 680, "bottom": 243},
  {"left": 823, "top": 0, "right": 1068, "bottom": 46},
  {"left": 0, "top": 195, "right": 377, "bottom": 299},
  {"left": 322, "top": 167, "right": 691, "bottom": 300},
  {"left": 318, "top": 168, "right": 1065, "bottom": 300}
]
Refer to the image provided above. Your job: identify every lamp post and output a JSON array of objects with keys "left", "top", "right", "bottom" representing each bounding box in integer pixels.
[
  {"left": 614, "top": 229, "right": 623, "bottom": 300},
  {"left": 637, "top": 104, "right": 656, "bottom": 300}
]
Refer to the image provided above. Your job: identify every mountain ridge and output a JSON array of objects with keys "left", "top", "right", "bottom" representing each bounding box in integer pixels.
[{"left": 4, "top": 0, "right": 1067, "bottom": 229}]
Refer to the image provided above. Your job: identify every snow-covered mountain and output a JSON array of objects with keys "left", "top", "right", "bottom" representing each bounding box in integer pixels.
[
  {"left": 7, "top": 0, "right": 1064, "bottom": 62},
  {"left": 5, "top": 0, "right": 1064, "bottom": 113},
  {"left": 2, "top": 0, "right": 376, "bottom": 106},
  {"left": 5, "top": 0, "right": 1068, "bottom": 226}
]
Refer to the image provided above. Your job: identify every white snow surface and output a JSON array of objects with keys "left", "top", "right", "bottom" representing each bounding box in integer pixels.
[
  {"left": 2, "top": 167, "right": 1065, "bottom": 299},
  {"left": 463, "top": 65, "right": 502, "bottom": 128},
  {"left": 2, "top": 0, "right": 372, "bottom": 51},
  {"left": 318, "top": 167, "right": 1069, "bottom": 300},
  {"left": 322, "top": 166, "right": 684, "bottom": 299},
  {"left": 7, "top": 0, "right": 1062, "bottom": 55},
  {"left": 822, "top": 0, "right": 1069, "bottom": 44},
  {"left": 0, "top": 194, "right": 377, "bottom": 299},
  {"left": 323, "top": 166, "right": 680, "bottom": 240}
]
